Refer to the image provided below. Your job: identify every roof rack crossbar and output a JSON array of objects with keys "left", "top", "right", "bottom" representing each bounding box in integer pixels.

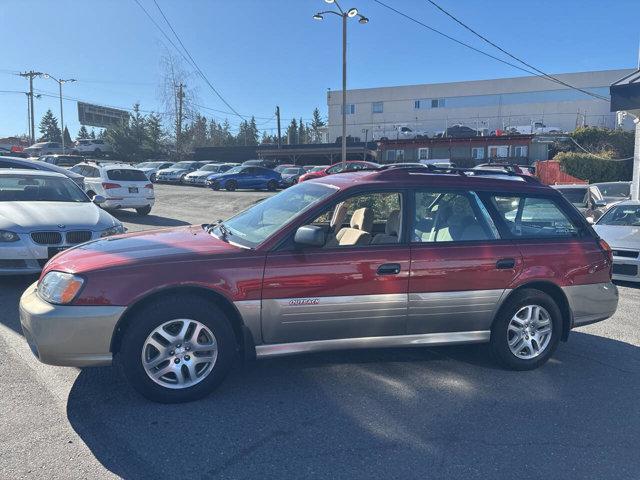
[{"left": 376, "top": 164, "right": 540, "bottom": 184}]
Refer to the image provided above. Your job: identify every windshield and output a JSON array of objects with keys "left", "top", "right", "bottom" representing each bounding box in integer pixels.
[
  {"left": 595, "top": 183, "right": 630, "bottom": 198},
  {"left": 174, "top": 161, "right": 193, "bottom": 168},
  {"left": 214, "top": 182, "right": 337, "bottom": 248},
  {"left": 597, "top": 205, "right": 640, "bottom": 226},
  {"left": 556, "top": 188, "right": 587, "bottom": 206},
  {"left": 224, "top": 166, "right": 244, "bottom": 175},
  {"left": 0, "top": 174, "right": 89, "bottom": 202},
  {"left": 310, "top": 166, "right": 325, "bottom": 172},
  {"left": 282, "top": 168, "right": 300, "bottom": 175},
  {"left": 200, "top": 164, "right": 221, "bottom": 171}
]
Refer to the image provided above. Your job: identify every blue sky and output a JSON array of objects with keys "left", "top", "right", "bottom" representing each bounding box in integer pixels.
[{"left": 1, "top": 0, "right": 638, "bottom": 140}]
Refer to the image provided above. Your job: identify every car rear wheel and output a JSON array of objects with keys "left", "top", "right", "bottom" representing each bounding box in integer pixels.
[
  {"left": 266, "top": 180, "right": 278, "bottom": 191},
  {"left": 136, "top": 205, "right": 152, "bottom": 216},
  {"left": 225, "top": 180, "right": 237, "bottom": 192},
  {"left": 118, "top": 295, "right": 236, "bottom": 403},
  {"left": 150, "top": 173, "right": 156, "bottom": 183},
  {"left": 490, "top": 289, "right": 561, "bottom": 370}
]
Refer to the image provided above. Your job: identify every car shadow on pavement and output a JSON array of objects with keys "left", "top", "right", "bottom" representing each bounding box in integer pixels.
[
  {"left": 0, "top": 275, "right": 38, "bottom": 334},
  {"left": 66, "top": 332, "right": 640, "bottom": 480},
  {"left": 109, "top": 210, "right": 191, "bottom": 228}
]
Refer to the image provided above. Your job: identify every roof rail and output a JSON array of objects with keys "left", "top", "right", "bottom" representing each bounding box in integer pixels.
[{"left": 376, "top": 164, "right": 541, "bottom": 184}]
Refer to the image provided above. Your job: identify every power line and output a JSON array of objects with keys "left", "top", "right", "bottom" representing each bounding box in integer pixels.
[
  {"left": 423, "top": 0, "right": 609, "bottom": 102},
  {"left": 567, "top": 137, "right": 633, "bottom": 161},
  {"left": 373, "top": 0, "right": 609, "bottom": 102},
  {"left": 147, "top": 0, "right": 245, "bottom": 119}
]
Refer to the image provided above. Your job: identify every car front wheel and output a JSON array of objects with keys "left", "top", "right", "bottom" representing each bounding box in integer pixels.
[
  {"left": 266, "top": 180, "right": 278, "bottom": 191},
  {"left": 490, "top": 289, "right": 561, "bottom": 371},
  {"left": 118, "top": 295, "right": 237, "bottom": 403},
  {"left": 225, "top": 180, "right": 237, "bottom": 192}
]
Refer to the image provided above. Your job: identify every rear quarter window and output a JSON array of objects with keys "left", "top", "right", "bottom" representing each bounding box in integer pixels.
[
  {"left": 107, "top": 169, "right": 148, "bottom": 181},
  {"left": 489, "top": 195, "right": 580, "bottom": 238}
]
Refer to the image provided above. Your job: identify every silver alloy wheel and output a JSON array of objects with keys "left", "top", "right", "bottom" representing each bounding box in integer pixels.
[
  {"left": 507, "top": 305, "right": 553, "bottom": 360},
  {"left": 141, "top": 319, "right": 218, "bottom": 389}
]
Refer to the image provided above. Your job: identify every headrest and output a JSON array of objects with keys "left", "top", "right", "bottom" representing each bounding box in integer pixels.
[
  {"left": 385, "top": 210, "right": 400, "bottom": 236},
  {"left": 330, "top": 202, "right": 348, "bottom": 228},
  {"left": 350, "top": 207, "right": 373, "bottom": 232}
]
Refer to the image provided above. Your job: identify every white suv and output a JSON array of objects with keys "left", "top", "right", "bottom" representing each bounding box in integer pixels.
[
  {"left": 73, "top": 139, "right": 113, "bottom": 155},
  {"left": 69, "top": 162, "right": 155, "bottom": 215}
]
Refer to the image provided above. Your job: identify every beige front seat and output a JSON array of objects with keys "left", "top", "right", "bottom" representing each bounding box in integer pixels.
[
  {"left": 371, "top": 210, "right": 400, "bottom": 244},
  {"left": 335, "top": 207, "right": 373, "bottom": 246},
  {"left": 324, "top": 202, "right": 349, "bottom": 247}
]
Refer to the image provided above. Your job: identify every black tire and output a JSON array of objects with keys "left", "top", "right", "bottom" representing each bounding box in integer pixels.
[
  {"left": 225, "top": 180, "right": 237, "bottom": 192},
  {"left": 210, "top": 182, "right": 220, "bottom": 191},
  {"left": 266, "top": 180, "right": 278, "bottom": 191},
  {"left": 136, "top": 205, "right": 152, "bottom": 216},
  {"left": 150, "top": 173, "right": 156, "bottom": 183},
  {"left": 118, "top": 294, "right": 237, "bottom": 403},
  {"left": 490, "top": 289, "right": 562, "bottom": 371}
]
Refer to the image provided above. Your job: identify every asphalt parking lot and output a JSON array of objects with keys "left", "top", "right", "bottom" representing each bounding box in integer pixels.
[{"left": 1, "top": 183, "right": 639, "bottom": 479}]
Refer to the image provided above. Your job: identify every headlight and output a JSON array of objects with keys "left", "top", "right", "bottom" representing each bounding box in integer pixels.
[
  {"left": 101, "top": 224, "right": 126, "bottom": 237},
  {"left": 0, "top": 230, "right": 19, "bottom": 242},
  {"left": 38, "top": 271, "right": 85, "bottom": 305}
]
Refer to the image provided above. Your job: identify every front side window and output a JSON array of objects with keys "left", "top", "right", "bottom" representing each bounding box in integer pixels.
[
  {"left": 372, "top": 102, "right": 383, "bottom": 113},
  {"left": 555, "top": 188, "right": 588, "bottom": 208},
  {"left": 215, "top": 182, "right": 337, "bottom": 248},
  {"left": 308, "top": 191, "right": 403, "bottom": 248},
  {"left": 489, "top": 195, "right": 579, "bottom": 238},
  {"left": 413, "top": 191, "right": 498, "bottom": 243}
]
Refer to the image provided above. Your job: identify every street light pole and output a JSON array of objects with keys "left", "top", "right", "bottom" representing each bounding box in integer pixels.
[
  {"left": 44, "top": 74, "right": 76, "bottom": 153},
  {"left": 313, "top": 1, "right": 368, "bottom": 165}
]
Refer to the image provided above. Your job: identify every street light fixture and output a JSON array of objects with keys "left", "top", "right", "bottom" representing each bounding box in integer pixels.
[
  {"left": 313, "top": 0, "right": 368, "bottom": 164},
  {"left": 43, "top": 74, "right": 76, "bottom": 154}
]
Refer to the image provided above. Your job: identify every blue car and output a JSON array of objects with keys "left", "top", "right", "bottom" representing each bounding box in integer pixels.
[{"left": 206, "top": 165, "right": 281, "bottom": 192}]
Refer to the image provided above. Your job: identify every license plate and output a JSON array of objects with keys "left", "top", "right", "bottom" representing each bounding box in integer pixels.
[
  {"left": 129, "top": 187, "right": 138, "bottom": 193},
  {"left": 48, "top": 246, "right": 67, "bottom": 258}
]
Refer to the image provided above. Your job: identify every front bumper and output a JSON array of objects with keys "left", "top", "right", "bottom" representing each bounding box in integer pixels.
[
  {"left": 0, "top": 232, "right": 99, "bottom": 275},
  {"left": 184, "top": 176, "right": 207, "bottom": 186},
  {"left": 19, "top": 282, "right": 125, "bottom": 367},
  {"left": 610, "top": 250, "right": 640, "bottom": 283},
  {"left": 156, "top": 174, "right": 184, "bottom": 183},
  {"left": 563, "top": 281, "right": 619, "bottom": 328}
]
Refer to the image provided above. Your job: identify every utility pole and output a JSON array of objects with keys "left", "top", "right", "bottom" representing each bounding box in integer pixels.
[
  {"left": 176, "top": 83, "right": 184, "bottom": 159},
  {"left": 19, "top": 71, "right": 43, "bottom": 144},
  {"left": 25, "top": 93, "right": 31, "bottom": 140},
  {"left": 276, "top": 106, "right": 282, "bottom": 149}
]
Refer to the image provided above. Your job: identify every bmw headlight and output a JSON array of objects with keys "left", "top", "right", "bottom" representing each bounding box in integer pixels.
[
  {"left": 0, "top": 230, "right": 19, "bottom": 242},
  {"left": 101, "top": 224, "right": 126, "bottom": 237},
  {"left": 38, "top": 271, "right": 85, "bottom": 305}
]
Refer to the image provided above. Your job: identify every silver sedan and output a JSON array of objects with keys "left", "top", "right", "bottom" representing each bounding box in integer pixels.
[{"left": 0, "top": 169, "right": 125, "bottom": 275}]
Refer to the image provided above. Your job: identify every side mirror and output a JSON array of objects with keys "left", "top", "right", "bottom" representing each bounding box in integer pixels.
[
  {"left": 586, "top": 216, "right": 595, "bottom": 224},
  {"left": 92, "top": 194, "right": 106, "bottom": 205},
  {"left": 594, "top": 199, "right": 607, "bottom": 208},
  {"left": 294, "top": 225, "right": 325, "bottom": 247}
]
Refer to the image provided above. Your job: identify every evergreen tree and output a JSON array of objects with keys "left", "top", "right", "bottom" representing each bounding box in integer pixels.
[
  {"left": 247, "top": 116, "right": 259, "bottom": 146},
  {"left": 221, "top": 119, "right": 233, "bottom": 146},
  {"left": 298, "top": 118, "right": 308, "bottom": 145},
  {"left": 90, "top": 129, "right": 96, "bottom": 139},
  {"left": 310, "top": 107, "right": 326, "bottom": 143},
  {"left": 286, "top": 118, "right": 298, "bottom": 144},
  {"left": 63, "top": 127, "right": 72, "bottom": 147},
  {"left": 189, "top": 114, "right": 208, "bottom": 148},
  {"left": 145, "top": 113, "right": 164, "bottom": 154},
  {"left": 77, "top": 125, "right": 90, "bottom": 139},
  {"left": 130, "top": 103, "right": 146, "bottom": 147},
  {"left": 38, "top": 109, "right": 62, "bottom": 142}
]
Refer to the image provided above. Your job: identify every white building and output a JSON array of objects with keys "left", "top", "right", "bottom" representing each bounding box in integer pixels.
[{"left": 327, "top": 69, "right": 634, "bottom": 142}]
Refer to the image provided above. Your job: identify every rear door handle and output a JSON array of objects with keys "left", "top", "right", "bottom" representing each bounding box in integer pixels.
[
  {"left": 496, "top": 258, "right": 516, "bottom": 269},
  {"left": 377, "top": 263, "right": 401, "bottom": 275}
]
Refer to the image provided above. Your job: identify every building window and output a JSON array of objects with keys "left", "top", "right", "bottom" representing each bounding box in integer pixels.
[
  {"left": 418, "top": 148, "right": 429, "bottom": 160},
  {"left": 414, "top": 100, "right": 421, "bottom": 109},
  {"left": 512, "top": 145, "right": 528, "bottom": 157},
  {"left": 471, "top": 147, "right": 485, "bottom": 160},
  {"left": 386, "top": 149, "right": 405, "bottom": 163},
  {"left": 372, "top": 102, "right": 383, "bottom": 114},
  {"left": 415, "top": 98, "right": 445, "bottom": 109},
  {"left": 342, "top": 104, "right": 355, "bottom": 115},
  {"left": 488, "top": 145, "right": 509, "bottom": 158},
  {"left": 431, "top": 98, "right": 445, "bottom": 108}
]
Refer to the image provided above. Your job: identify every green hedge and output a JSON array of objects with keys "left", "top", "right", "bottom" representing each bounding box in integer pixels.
[{"left": 554, "top": 151, "right": 633, "bottom": 183}]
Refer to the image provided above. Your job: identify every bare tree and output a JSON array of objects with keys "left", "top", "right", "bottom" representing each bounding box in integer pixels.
[{"left": 157, "top": 49, "right": 199, "bottom": 158}]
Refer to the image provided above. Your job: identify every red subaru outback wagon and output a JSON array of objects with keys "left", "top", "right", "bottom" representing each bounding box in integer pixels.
[{"left": 20, "top": 167, "right": 619, "bottom": 402}]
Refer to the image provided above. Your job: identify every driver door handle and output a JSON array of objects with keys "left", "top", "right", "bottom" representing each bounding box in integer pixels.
[
  {"left": 496, "top": 258, "right": 516, "bottom": 269},
  {"left": 377, "top": 263, "right": 401, "bottom": 275}
]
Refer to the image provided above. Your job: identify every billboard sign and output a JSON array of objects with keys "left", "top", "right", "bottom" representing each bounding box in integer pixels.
[{"left": 77, "top": 102, "right": 129, "bottom": 128}]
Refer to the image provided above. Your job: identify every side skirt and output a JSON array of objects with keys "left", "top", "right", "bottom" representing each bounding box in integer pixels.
[{"left": 255, "top": 330, "right": 490, "bottom": 359}]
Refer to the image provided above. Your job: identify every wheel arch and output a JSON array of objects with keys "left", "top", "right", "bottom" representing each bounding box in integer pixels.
[
  {"left": 497, "top": 281, "right": 572, "bottom": 341},
  {"left": 110, "top": 285, "right": 249, "bottom": 355}
]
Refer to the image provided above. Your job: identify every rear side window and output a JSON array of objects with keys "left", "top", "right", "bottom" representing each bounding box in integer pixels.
[
  {"left": 413, "top": 191, "right": 498, "bottom": 242},
  {"left": 107, "top": 169, "right": 147, "bottom": 181},
  {"left": 489, "top": 195, "right": 579, "bottom": 238}
]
